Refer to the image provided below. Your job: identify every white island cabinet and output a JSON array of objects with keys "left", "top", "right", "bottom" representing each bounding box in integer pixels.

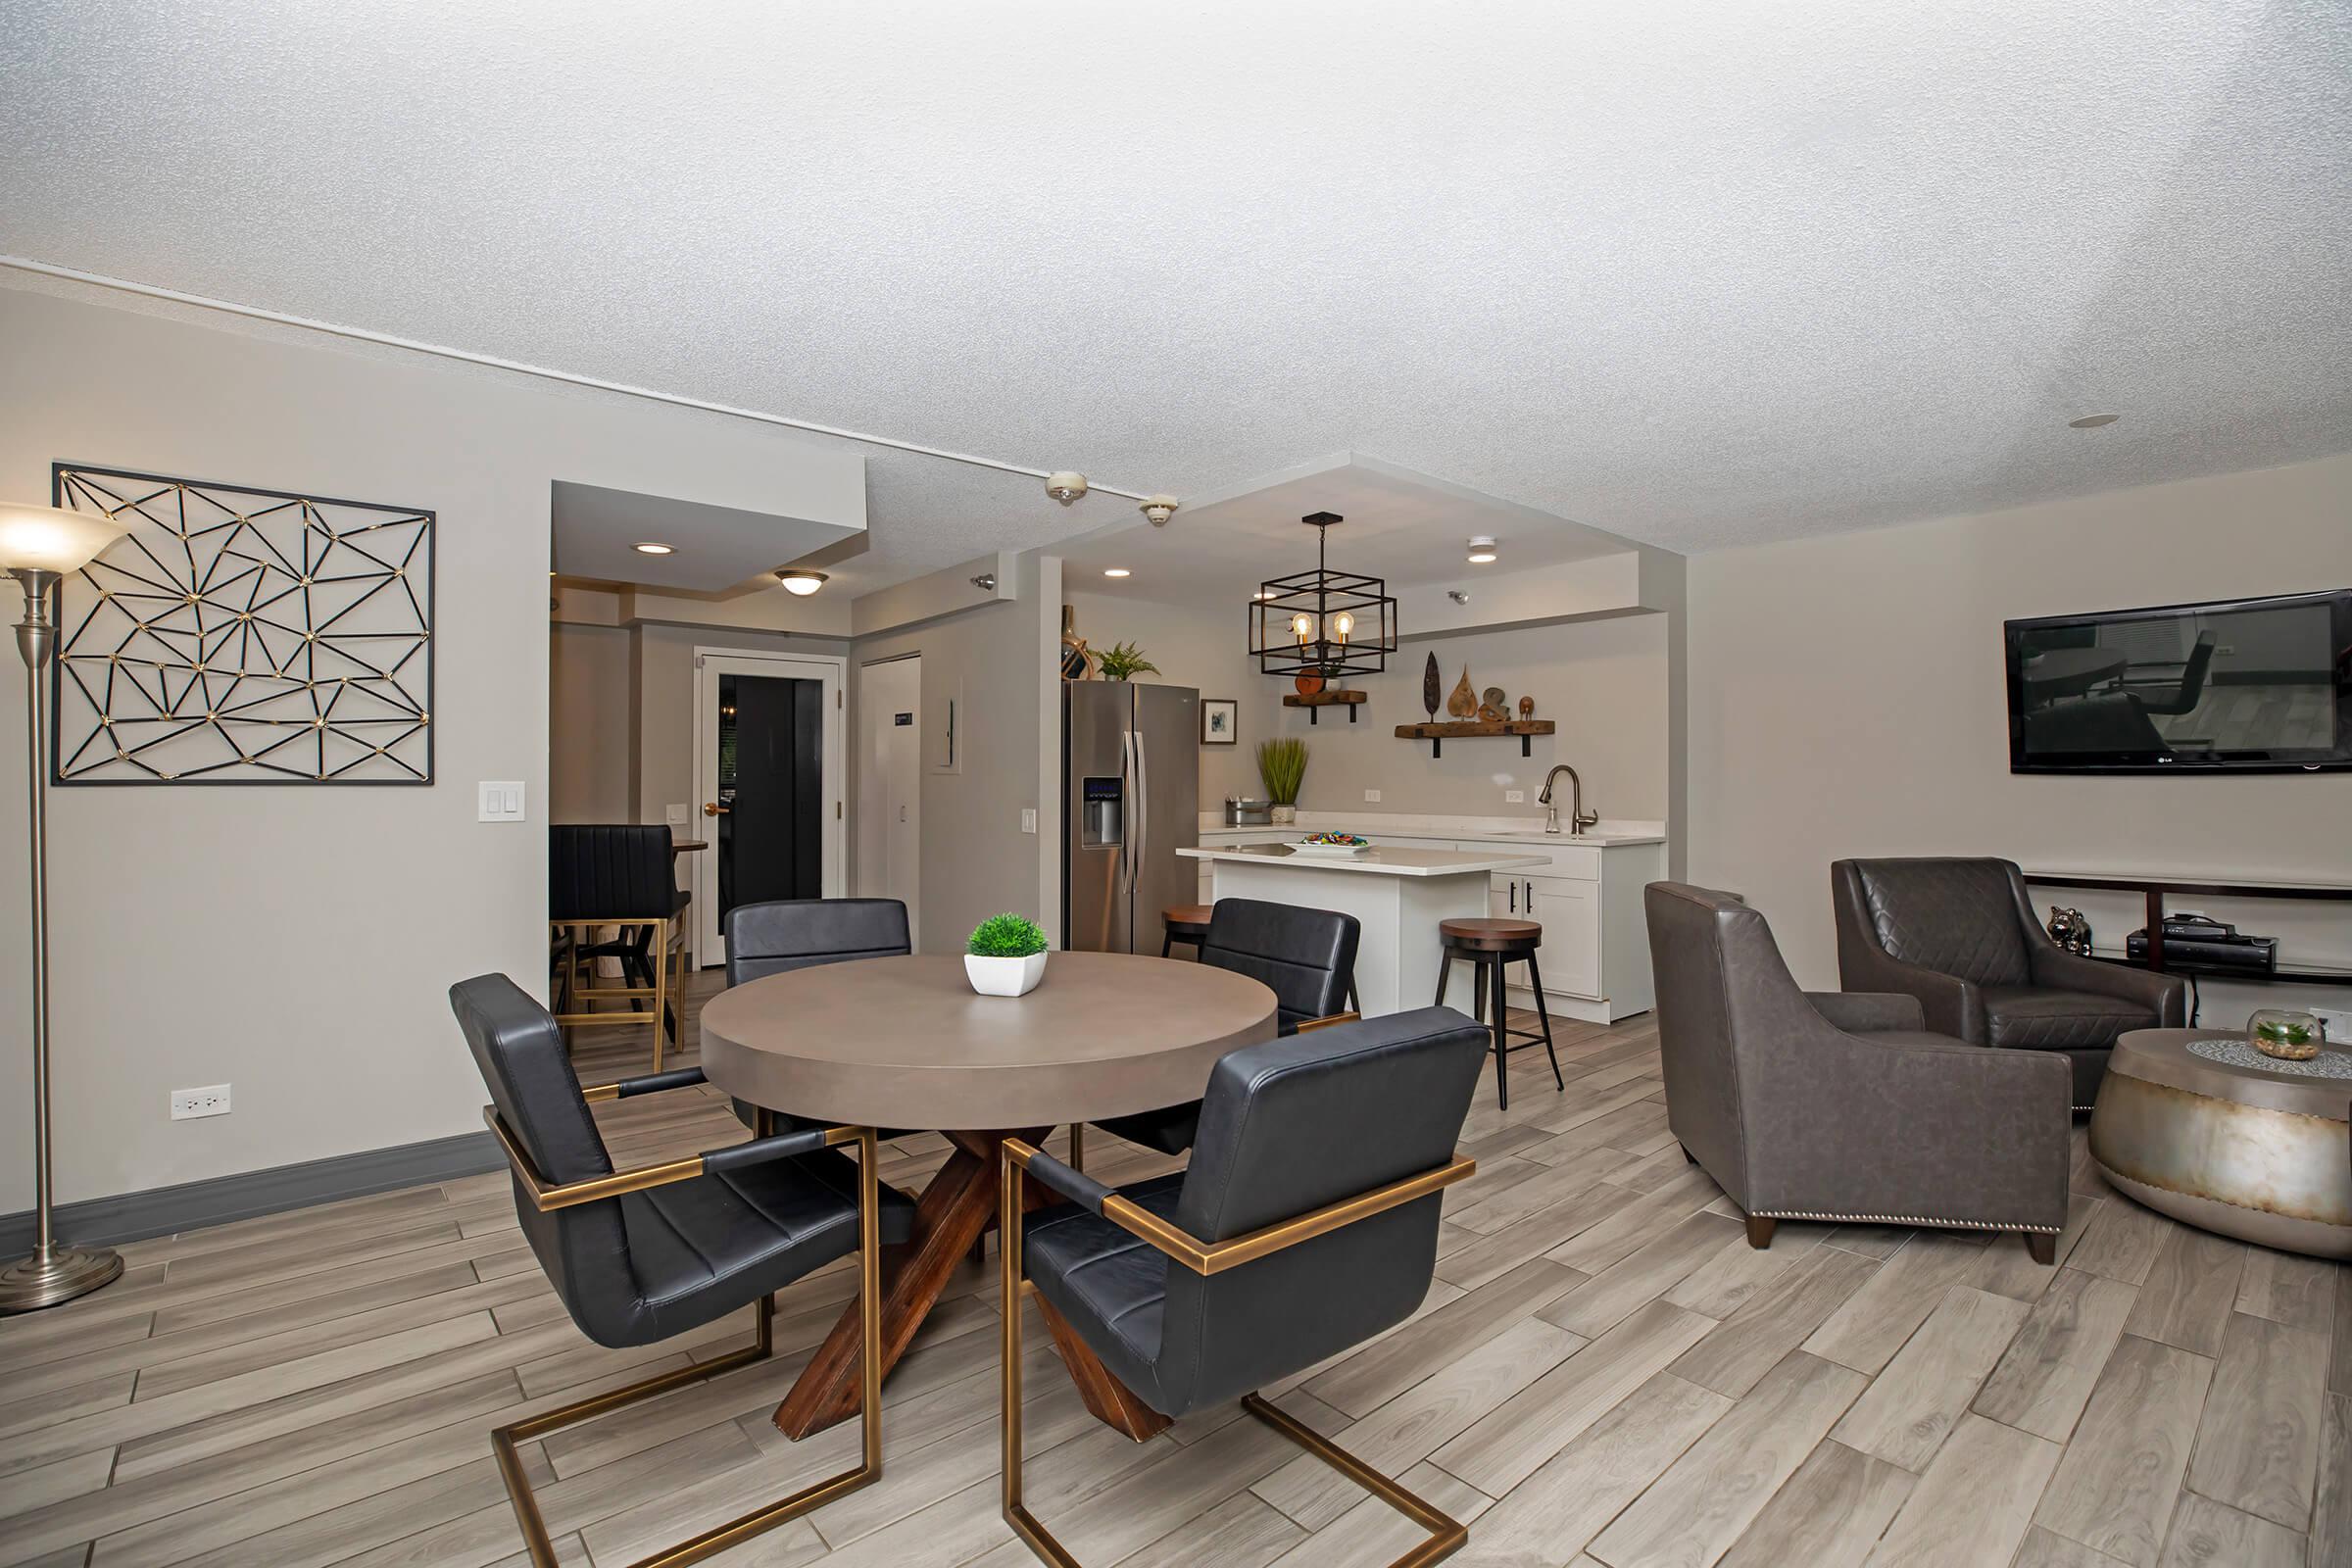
[
  {"left": 1191, "top": 822, "right": 1668, "bottom": 1024},
  {"left": 1176, "top": 845, "right": 1544, "bottom": 1019}
]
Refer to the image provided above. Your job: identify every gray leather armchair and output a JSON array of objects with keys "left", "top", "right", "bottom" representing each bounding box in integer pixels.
[
  {"left": 1645, "top": 883, "right": 2070, "bottom": 1259},
  {"left": 1001, "top": 1007, "right": 1485, "bottom": 1568},
  {"left": 1832, "top": 858, "right": 2186, "bottom": 1108}
]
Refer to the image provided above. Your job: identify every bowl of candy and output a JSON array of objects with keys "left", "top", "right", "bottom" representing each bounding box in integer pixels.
[{"left": 1292, "top": 832, "right": 1374, "bottom": 857}]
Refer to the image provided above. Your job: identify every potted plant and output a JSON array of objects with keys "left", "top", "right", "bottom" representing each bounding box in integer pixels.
[
  {"left": 1257, "top": 736, "right": 1307, "bottom": 827},
  {"left": 965, "top": 912, "right": 1049, "bottom": 997},
  {"left": 1094, "top": 641, "right": 1159, "bottom": 682}
]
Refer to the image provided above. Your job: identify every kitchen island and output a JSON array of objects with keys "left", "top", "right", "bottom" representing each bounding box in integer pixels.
[{"left": 1177, "top": 843, "right": 1546, "bottom": 1017}]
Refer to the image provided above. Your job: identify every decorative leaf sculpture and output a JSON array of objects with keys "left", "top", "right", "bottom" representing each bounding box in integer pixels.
[
  {"left": 1422, "top": 652, "right": 1441, "bottom": 719},
  {"left": 1446, "top": 666, "right": 1478, "bottom": 717}
]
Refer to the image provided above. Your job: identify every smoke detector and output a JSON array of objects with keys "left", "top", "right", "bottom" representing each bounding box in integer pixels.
[
  {"left": 1140, "top": 494, "right": 1179, "bottom": 527},
  {"left": 1045, "top": 471, "right": 1089, "bottom": 506}
]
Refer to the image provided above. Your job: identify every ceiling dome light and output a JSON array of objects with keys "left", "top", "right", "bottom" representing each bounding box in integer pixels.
[
  {"left": 1102, "top": 567, "right": 1130, "bottom": 578},
  {"left": 2068, "top": 414, "right": 2120, "bottom": 429},
  {"left": 632, "top": 542, "right": 674, "bottom": 556},
  {"left": 1466, "top": 536, "right": 1499, "bottom": 564},
  {"left": 774, "top": 569, "right": 827, "bottom": 596},
  {"left": 1045, "top": 471, "right": 1089, "bottom": 506}
]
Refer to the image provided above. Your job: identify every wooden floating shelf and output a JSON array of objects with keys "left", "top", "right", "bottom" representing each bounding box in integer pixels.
[
  {"left": 1395, "top": 718, "right": 1555, "bottom": 758},
  {"left": 1281, "top": 690, "right": 1366, "bottom": 724}
]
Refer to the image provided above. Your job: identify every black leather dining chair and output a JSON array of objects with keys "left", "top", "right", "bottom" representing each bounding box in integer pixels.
[
  {"left": 549, "top": 824, "right": 691, "bottom": 1070},
  {"left": 1092, "top": 898, "right": 1361, "bottom": 1156},
  {"left": 452, "top": 973, "right": 910, "bottom": 1568},
  {"left": 999, "top": 1007, "right": 1488, "bottom": 1568},
  {"left": 721, "top": 898, "right": 913, "bottom": 1136}
]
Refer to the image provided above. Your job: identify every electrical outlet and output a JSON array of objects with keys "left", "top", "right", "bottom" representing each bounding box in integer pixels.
[
  {"left": 172, "top": 1084, "right": 231, "bottom": 1120},
  {"left": 1363, "top": 789, "right": 1382, "bottom": 803},
  {"left": 1020, "top": 808, "right": 1038, "bottom": 834},
  {"left": 1503, "top": 789, "right": 1526, "bottom": 804}
]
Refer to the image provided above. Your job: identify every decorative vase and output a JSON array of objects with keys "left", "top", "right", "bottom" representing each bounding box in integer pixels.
[
  {"left": 2249, "top": 1007, "right": 2324, "bottom": 1061},
  {"left": 965, "top": 951, "right": 1048, "bottom": 998},
  {"left": 1270, "top": 804, "right": 1297, "bottom": 826},
  {"left": 1294, "top": 673, "right": 1325, "bottom": 697},
  {"left": 1422, "top": 653, "right": 1441, "bottom": 720}
]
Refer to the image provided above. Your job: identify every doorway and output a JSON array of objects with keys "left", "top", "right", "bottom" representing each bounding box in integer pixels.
[
  {"left": 856, "top": 655, "right": 921, "bottom": 941},
  {"left": 693, "top": 650, "right": 846, "bottom": 962}
]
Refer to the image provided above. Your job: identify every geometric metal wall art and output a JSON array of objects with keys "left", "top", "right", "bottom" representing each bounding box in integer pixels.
[{"left": 49, "top": 464, "right": 434, "bottom": 784}]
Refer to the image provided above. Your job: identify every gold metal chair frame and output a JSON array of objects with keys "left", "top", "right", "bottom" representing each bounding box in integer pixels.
[
  {"left": 550, "top": 913, "right": 690, "bottom": 1071},
  {"left": 483, "top": 1102, "right": 883, "bottom": 1568},
  {"left": 998, "top": 1136, "right": 1476, "bottom": 1568}
]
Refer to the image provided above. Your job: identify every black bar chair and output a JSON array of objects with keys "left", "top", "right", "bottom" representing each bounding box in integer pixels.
[
  {"left": 1159, "top": 903, "right": 1212, "bottom": 957},
  {"left": 1435, "top": 916, "right": 1562, "bottom": 1110},
  {"left": 1000, "top": 1007, "right": 1489, "bottom": 1568},
  {"left": 1095, "top": 898, "right": 1361, "bottom": 1156},
  {"left": 549, "top": 825, "right": 691, "bottom": 1070},
  {"left": 452, "top": 974, "right": 911, "bottom": 1568}
]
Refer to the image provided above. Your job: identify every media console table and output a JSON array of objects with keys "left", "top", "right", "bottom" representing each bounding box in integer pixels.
[{"left": 2023, "top": 870, "right": 2352, "bottom": 990}]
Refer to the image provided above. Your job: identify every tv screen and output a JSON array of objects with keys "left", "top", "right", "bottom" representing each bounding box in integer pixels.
[{"left": 2006, "top": 590, "right": 2352, "bottom": 773}]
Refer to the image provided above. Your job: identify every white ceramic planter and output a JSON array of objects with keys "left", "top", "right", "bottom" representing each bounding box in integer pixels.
[
  {"left": 964, "top": 951, "right": 1048, "bottom": 998},
  {"left": 1269, "top": 804, "right": 1298, "bottom": 826}
]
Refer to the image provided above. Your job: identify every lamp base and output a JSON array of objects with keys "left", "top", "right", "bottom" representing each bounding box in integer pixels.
[{"left": 0, "top": 1242, "right": 123, "bottom": 1312}]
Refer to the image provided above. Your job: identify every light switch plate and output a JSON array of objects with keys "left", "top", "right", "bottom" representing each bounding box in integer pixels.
[
  {"left": 478, "top": 781, "right": 526, "bottom": 821},
  {"left": 1504, "top": 789, "right": 1526, "bottom": 804},
  {"left": 1362, "top": 789, "right": 1382, "bottom": 803},
  {"left": 664, "top": 803, "right": 689, "bottom": 824},
  {"left": 1020, "top": 808, "right": 1038, "bottom": 834}
]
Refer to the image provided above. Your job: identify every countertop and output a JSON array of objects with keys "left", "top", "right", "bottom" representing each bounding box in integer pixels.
[
  {"left": 1178, "top": 844, "right": 1548, "bottom": 877},
  {"left": 1198, "top": 813, "right": 1668, "bottom": 849}
]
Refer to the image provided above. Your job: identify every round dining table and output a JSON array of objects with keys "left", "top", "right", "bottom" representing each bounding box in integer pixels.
[{"left": 699, "top": 950, "right": 1278, "bottom": 1443}]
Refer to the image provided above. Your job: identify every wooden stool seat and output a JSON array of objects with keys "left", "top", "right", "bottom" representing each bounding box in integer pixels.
[
  {"left": 1161, "top": 904, "right": 1214, "bottom": 959},
  {"left": 1439, "top": 916, "right": 1543, "bottom": 950}
]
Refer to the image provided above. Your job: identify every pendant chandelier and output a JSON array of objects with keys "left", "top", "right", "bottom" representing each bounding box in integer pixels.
[{"left": 1248, "top": 512, "right": 1398, "bottom": 681}]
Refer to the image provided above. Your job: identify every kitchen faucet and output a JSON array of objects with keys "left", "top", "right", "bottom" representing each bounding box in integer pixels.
[{"left": 1538, "top": 764, "right": 1598, "bottom": 836}]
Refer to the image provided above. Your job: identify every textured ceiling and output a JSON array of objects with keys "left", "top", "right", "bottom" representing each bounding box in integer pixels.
[{"left": 4, "top": 1, "right": 2349, "bottom": 592}]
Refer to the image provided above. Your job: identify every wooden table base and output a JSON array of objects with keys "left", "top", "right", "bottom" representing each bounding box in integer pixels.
[{"left": 771, "top": 1128, "right": 1171, "bottom": 1442}]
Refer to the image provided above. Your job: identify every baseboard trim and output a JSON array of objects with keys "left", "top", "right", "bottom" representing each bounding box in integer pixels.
[{"left": 0, "top": 1130, "right": 505, "bottom": 1255}]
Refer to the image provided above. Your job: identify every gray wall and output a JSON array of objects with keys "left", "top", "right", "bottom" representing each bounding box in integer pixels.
[
  {"left": 1687, "top": 451, "right": 2352, "bottom": 1022},
  {"left": 0, "top": 279, "right": 862, "bottom": 1209},
  {"left": 1062, "top": 591, "right": 1670, "bottom": 824},
  {"left": 548, "top": 622, "right": 633, "bottom": 822}
]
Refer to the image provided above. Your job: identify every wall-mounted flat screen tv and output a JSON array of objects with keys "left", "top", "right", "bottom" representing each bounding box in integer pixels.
[{"left": 2006, "top": 590, "right": 2352, "bottom": 773}]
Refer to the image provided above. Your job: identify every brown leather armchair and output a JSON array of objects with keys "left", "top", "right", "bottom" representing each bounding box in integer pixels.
[
  {"left": 1645, "top": 883, "right": 2070, "bottom": 1258},
  {"left": 1832, "top": 858, "right": 2187, "bottom": 1109}
]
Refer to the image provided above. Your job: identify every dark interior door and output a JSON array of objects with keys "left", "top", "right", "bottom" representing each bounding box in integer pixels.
[{"left": 717, "top": 672, "right": 822, "bottom": 920}]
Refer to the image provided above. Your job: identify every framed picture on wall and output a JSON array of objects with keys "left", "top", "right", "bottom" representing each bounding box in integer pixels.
[{"left": 1200, "top": 698, "right": 1238, "bottom": 745}]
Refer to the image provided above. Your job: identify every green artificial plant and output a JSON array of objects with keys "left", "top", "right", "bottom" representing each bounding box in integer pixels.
[
  {"left": 1094, "top": 641, "right": 1160, "bottom": 682},
  {"left": 967, "top": 912, "right": 1048, "bottom": 958},
  {"left": 1256, "top": 736, "right": 1308, "bottom": 806}
]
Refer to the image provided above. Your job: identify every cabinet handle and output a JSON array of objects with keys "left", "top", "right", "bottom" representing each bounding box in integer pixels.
[{"left": 1507, "top": 881, "right": 1517, "bottom": 913}]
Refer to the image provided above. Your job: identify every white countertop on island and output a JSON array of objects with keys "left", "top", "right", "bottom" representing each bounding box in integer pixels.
[
  {"left": 1196, "top": 812, "right": 1668, "bottom": 849},
  {"left": 1178, "top": 844, "right": 1546, "bottom": 877}
]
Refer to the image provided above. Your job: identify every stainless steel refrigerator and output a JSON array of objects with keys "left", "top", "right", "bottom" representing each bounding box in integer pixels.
[{"left": 1062, "top": 681, "right": 1200, "bottom": 954}]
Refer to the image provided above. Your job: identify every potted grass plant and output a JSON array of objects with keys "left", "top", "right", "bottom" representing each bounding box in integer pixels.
[
  {"left": 1257, "top": 736, "right": 1307, "bottom": 827},
  {"left": 965, "top": 911, "right": 1050, "bottom": 997}
]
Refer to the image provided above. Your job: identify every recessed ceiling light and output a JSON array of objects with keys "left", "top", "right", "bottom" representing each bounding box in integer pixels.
[
  {"left": 632, "top": 542, "right": 674, "bottom": 555},
  {"left": 1466, "top": 536, "right": 1499, "bottom": 564},
  {"left": 1103, "top": 567, "right": 1131, "bottom": 578},
  {"left": 2068, "top": 414, "right": 2120, "bottom": 429},
  {"left": 773, "top": 569, "right": 827, "bottom": 596}
]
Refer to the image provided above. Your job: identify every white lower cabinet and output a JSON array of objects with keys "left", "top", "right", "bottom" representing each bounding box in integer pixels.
[{"left": 1481, "top": 840, "right": 1661, "bottom": 1022}]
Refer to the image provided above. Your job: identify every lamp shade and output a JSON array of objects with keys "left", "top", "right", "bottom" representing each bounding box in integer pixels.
[{"left": 0, "top": 503, "right": 132, "bottom": 574}]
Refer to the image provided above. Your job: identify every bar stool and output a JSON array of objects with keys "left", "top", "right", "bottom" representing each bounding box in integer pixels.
[
  {"left": 1435, "top": 917, "right": 1562, "bottom": 1110},
  {"left": 1160, "top": 903, "right": 1212, "bottom": 957}
]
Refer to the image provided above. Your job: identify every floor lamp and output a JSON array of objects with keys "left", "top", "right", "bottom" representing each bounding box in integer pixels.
[{"left": 0, "top": 501, "right": 133, "bottom": 1312}]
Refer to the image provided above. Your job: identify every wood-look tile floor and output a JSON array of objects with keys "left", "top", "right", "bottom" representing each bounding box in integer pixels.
[{"left": 3, "top": 970, "right": 2346, "bottom": 1568}]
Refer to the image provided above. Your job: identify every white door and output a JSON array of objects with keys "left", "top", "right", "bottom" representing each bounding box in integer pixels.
[
  {"left": 694, "top": 650, "right": 848, "bottom": 962},
  {"left": 856, "top": 656, "right": 921, "bottom": 941}
]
